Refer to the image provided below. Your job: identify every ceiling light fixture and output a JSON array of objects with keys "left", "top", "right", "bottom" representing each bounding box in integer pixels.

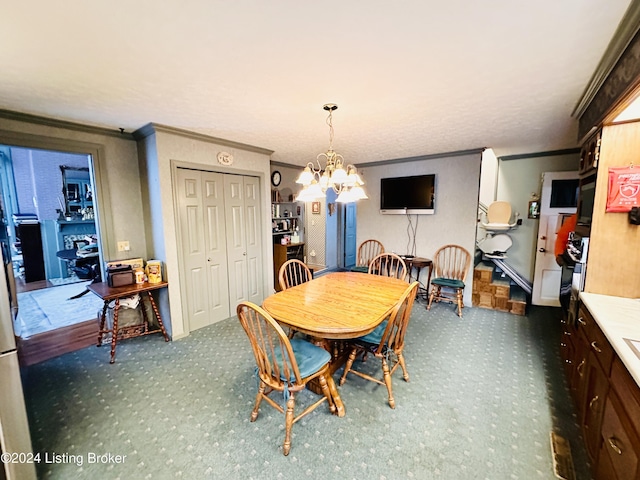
[{"left": 295, "top": 104, "right": 368, "bottom": 203}]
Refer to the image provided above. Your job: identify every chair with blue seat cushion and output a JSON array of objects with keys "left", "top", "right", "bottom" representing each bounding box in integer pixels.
[
  {"left": 350, "top": 239, "right": 384, "bottom": 273},
  {"left": 236, "top": 301, "right": 337, "bottom": 455},
  {"left": 368, "top": 252, "right": 407, "bottom": 280},
  {"left": 338, "top": 281, "right": 419, "bottom": 408},
  {"left": 427, "top": 244, "right": 471, "bottom": 318}
]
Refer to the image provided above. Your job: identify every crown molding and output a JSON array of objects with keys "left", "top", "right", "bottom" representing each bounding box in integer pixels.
[
  {"left": 498, "top": 148, "right": 580, "bottom": 161},
  {"left": 133, "top": 123, "right": 274, "bottom": 156},
  {"left": 355, "top": 148, "right": 485, "bottom": 168},
  {"left": 269, "top": 160, "right": 300, "bottom": 169},
  {"left": 0, "top": 109, "right": 135, "bottom": 140},
  {"left": 572, "top": 0, "right": 640, "bottom": 118}
]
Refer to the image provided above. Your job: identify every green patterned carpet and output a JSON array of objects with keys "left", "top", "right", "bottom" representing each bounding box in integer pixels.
[{"left": 22, "top": 299, "right": 592, "bottom": 479}]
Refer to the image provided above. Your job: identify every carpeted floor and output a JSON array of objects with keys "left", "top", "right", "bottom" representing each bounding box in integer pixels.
[
  {"left": 22, "top": 299, "right": 592, "bottom": 479},
  {"left": 16, "top": 282, "right": 104, "bottom": 338}
]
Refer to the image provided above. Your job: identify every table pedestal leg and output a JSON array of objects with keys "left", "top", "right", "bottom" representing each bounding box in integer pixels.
[
  {"left": 304, "top": 338, "right": 347, "bottom": 416},
  {"left": 325, "top": 373, "right": 345, "bottom": 417}
]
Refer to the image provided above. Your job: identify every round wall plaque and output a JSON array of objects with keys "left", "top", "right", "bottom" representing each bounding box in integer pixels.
[{"left": 217, "top": 151, "right": 234, "bottom": 166}]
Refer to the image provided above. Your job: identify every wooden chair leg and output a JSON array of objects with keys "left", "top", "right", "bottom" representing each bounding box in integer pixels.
[
  {"left": 251, "top": 383, "right": 265, "bottom": 421},
  {"left": 339, "top": 348, "right": 358, "bottom": 385},
  {"left": 381, "top": 357, "right": 395, "bottom": 409},
  {"left": 283, "top": 394, "right": 295, "bottom": 456},
  {"left": 397, "top": 352, "right": 410, "bottom": 382},
  {"left": 427, "top": 287, "right": 435, "bottom": 310},
  {"left": 457, "top": 288, "right": 463, "bottom": 318}
]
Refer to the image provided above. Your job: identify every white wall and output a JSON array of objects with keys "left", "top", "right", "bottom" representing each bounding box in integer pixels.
[
  {"left": 356, "top": 152, "right": 482, "bottom": 305},
  {"left": 479, "top": 148, "right": 499, "bottom": 207},
  {"left": 496, "top": 152, "right": 579, "bottom": 281}
]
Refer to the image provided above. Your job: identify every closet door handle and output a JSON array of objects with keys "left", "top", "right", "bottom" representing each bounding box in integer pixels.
[
  {"left": 608, "top": 437, "right": 623, "bottom": 455},
  {"left": 591, "top": 341, "right": 602, "bottom": 353}
]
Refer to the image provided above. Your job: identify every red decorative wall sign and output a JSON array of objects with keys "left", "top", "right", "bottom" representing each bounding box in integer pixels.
[{"left": 607, "top": 166, "right": 640, "bottom": 212}]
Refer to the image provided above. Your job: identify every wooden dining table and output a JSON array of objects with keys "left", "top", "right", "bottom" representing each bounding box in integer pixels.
[{"left": 262, "top": 271, "right": 410, "bottom": 416}]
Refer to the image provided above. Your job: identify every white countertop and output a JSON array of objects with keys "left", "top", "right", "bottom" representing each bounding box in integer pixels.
[{"left": 580, "top": 292, "right": 640, "bottom": 386}]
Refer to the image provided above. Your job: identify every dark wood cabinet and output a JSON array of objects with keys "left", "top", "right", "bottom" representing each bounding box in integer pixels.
[
  {"left": 579, "top": 129, "right": 601, "bottom": 175},
  {"left": 597, "top": 388, "right": 640, "bottom": 480},
  {"left": 565, "top": 302, "right": 640, "bottom": 479},
  {"left": 17, "top": 223, "right": 45, "bottom": 283},
  {"left": 583, "top": 348, "right": 610, "bottom": 462},
  {"left": 273, "top": 243, "right": 305, "bottom": 291}
]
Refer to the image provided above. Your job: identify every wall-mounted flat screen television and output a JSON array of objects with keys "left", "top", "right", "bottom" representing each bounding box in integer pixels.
[{"left": 380, "top": 174, "right": 436, "bottom": 214}]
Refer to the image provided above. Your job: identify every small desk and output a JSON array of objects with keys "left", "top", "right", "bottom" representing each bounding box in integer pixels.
[
  {"left": 263, "top": 272, "right": 409, "bottom": 415},
  {"left": 402, "top": 256, "right": 433, "bottom": 299},
  {"left": 88, "top": 281, "right": 170, "bottom": 363},
  {"left": 56, "top": 248, "right": 100, "bottom": 278}
]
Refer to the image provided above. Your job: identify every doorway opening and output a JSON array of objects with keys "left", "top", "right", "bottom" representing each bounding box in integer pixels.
[{"left": 0, "top": 145, "right": 104, "bottom": 365}]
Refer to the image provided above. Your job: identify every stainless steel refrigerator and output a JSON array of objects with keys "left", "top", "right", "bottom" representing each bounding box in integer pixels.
[{"left": 0, "top": 256, "right": 37, "bottom": 479}]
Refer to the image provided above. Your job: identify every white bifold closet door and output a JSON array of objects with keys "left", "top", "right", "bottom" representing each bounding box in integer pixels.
[{"left": 176, "top": 168, "right": 263, "bottom": 331}]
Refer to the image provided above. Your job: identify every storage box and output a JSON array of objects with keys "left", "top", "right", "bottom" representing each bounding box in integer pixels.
[
  {"left": 146, "top": 260, "right": 162, "bottom": 284},
  {"left": 474, "top": 263, "right": 494, "bottom": 282},
  {"left": 478, "top": 291, "right": 494, "bottom": 308},
  {"left": 494, "top": 295, "right": 509, "bottom": 311},
  {"left": 509, "top": 299, "right": 527, "bottom": 315},
  {"left": 107, "top": 264, "right": 134, "bottom": 287},
  {"left": 106, "top": 258, "right": 144, "bottom": 271},
  {"left": 493, "top": 280, "right": 511, "bottom": 298}
]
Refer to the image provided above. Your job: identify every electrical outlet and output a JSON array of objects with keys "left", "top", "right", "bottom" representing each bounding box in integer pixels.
[{"left": 117, "top": 241, "right": 130, "bottom": 252}]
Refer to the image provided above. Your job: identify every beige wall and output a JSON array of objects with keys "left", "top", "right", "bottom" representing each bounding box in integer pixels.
[
  {"left": 496, "top": 153, "right": 579, "bottom": 281},
  {"left": 0, "top": 113, "right": 146, "bottom": 264},
  {"left": 272, "top": 153, "right": 482, "bottom": 305},
  {"left": 356, "top": 152, "right": 482, "bottom": 305},
  {"left": 136, "top": 125, "right": 273, "bottom": 339}
]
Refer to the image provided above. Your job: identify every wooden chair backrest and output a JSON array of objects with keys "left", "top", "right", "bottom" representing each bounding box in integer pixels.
[
  {"left": 236, "top": 302, "right": 302, "bottom": 389},
  {"left": 377, "top": 281, "right": 419, "bottom": 352},
  {"left": 357, "top": 239, "right": 384, "bottom": 267},
  {"left": 368, "top": 253, "right": 407, "bottom": 280},
  {"left": 432, "top": 244, "right": 471, "bottom": 281},
  {"left": 279, "top": 259, "right": 312, "bottom": 291}
]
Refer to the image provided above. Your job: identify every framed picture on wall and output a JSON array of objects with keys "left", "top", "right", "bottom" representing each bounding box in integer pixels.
[{"left": 312, "top": 201, "right": 321, "bottom": 214}]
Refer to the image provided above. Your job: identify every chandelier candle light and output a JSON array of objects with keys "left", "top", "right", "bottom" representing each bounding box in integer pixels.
[{"left": 295, "top": 104, "right": 368, "bottom": 203}]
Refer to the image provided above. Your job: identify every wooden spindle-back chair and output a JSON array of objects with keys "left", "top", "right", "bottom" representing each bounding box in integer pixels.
[
  {"left": 351, "top": 239, "right": 384, "bottom": 273},
  {"left": 339, "top": 281, "right": 419, "bottom": 408},
  {"left": 426, "top": 244, "right": 471, "bottom": 317},
  {"left": 236, "top": 302, "right": 337, "bottom": 455},
  {"left": 278, "top": 259, "right": 312, "bottom": 291},
  {"left": 368, "top": 252, "right": 407, "bottom": 280}
]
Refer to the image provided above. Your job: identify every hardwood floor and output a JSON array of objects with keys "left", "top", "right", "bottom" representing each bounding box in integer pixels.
[
  {"left": 15, "top": 274, "right": 98, "bottom": 366},
  {"left": 17, "top": 319, "right": 99, "bottom": 367},
  {"left": 15, "top": 276, "right": 54, "bottom": 293}
]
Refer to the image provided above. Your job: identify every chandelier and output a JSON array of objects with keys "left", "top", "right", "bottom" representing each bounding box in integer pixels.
[{"left": 295, "top": 104, "right": 368, "bottom": 203}]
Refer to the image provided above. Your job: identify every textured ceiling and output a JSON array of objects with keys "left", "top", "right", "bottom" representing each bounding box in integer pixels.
[{"left": 0, "top": 1, "right": 633, "bottom": 165}]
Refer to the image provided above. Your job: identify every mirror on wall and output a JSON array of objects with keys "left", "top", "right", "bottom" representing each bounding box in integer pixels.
[{"left": 60, "top": 165, "right": 93, "bottom": 220}]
